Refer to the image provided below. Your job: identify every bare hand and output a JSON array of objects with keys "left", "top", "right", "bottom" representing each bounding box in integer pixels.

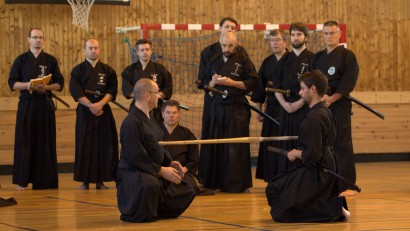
[
  {"left": 323, "top": 95, "right": 332, "bottom": 107},
  {"left": 89, "top": 102, "right": 104, "bottom": 116},
  {"left": 169, "top": 161, "right": 185, "bottom": 178},
  {"left": 282, "top": 102, "right": 298, "bottom": 113},
  {"left": 32, "top": 83, "right": 47, "bottom": 94},
  {"left": 256, "top": 114, "right": 264, "bottom": 122},
  {"left": 159, "top": 166, "right": 182, "bottom": 184},
  {"left": 287, "top": 149, "right": 302, "bottom": 162}
]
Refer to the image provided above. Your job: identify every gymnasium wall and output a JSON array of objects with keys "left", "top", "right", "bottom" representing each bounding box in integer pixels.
[{"left": 0, "top": 0, "right": 409, "bottom": 165}]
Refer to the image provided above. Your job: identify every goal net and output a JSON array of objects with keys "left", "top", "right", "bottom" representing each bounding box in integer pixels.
[{"left": 117, "top": 23, "right": 347, "bottom": 156}]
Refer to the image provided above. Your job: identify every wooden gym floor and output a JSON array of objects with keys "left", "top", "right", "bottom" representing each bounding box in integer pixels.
[{"left": 0, "top": 162, "right": 410, "bottom": 231}]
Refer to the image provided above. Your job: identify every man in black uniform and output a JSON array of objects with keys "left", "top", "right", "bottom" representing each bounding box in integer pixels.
[
  {"left": 160, "top": 100, "right": 214, "bottom": 196},
  {"left": 115, "top": 79, "right": 195, "bottom": 222},
  {"left": 122, "top": 39, "right": 172, "bottom": 122},
  {"left": 8, "top": 28, "right": 64, "bottom": 191},
  {"left": 313, "top": 21, "right": 359, "bottom": 196},
  {"left": 69, "top": 38, "right": 119, "bottom": 190},
  {"left": 197, "top": 17, "right": 248, "bottom": 144},
  {"left": 199, "top": 32, "right": 258, "bottom": 193},
  {"left": 251, "top": 29, "right": 288, "bottom": 182},
  {"left": 266, "top": 70, "right": 350, "bottom": 223},
  {"left": 272, "top": 22, "right": 314, "bottom": 175}
]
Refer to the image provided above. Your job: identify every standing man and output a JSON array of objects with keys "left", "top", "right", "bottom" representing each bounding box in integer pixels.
[
  {"left": 199, "top": 32, "right": 258, "bottom": 193},
  {"left": 115, "top": 79, "right": 195, "bottom": 222},
  {"left": 272, "top": 22, "right": 314, "bottom": 175},
  {"left": 250, "top": 29, "right": 288, "bottom": 182},
  {"left": 8, "top": 28, "right": 64, "bottom": 190},
  {"left": 266, "top": 70, "right": 350, "bottom": 223},
  {"left": 197, "top": 17, "right": 248, "bottom": 145},
  {"left": 69, "top": 38, "right": 119, "bottom": 190},
  {"left": 160, "top": 100, "right": 214, "bottom": 196},
  {"left": 122, "top": 39, "right": 173, "bottom": 122},
  {"left": 313, "top": 21, "right": 359, "bottom": 196}
]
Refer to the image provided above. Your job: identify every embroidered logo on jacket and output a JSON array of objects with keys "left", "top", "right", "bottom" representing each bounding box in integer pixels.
[
  {"left": 231, "top": 63, "right": 241, "bottom": 77},
  {"left": 97, "top": 73, "right": 106, "bottom": 85},
  {"left": 297, "top": 63, "right": 310, "bottom": 79},
  {"left": 39, "top": 65, "right": 47, "bottom": 77},
  {"left": 328, "top": 66, "right": 336, "bottom": 75},
  {"left": 151, "top": 74, "right": 158, "bottom": 82}
]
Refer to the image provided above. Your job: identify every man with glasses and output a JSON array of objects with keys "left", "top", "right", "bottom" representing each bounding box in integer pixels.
[
  {"left": 8, "top": 28, "right": 64, "bottom": 190},
  {"left": 251, "top": 29, "right": 288, "bottom": 182},
  {"left": 122, "top": 39, "right": 173, "bottom": 122},
  {"left": 313, "top": 21, "right": 359, "bottom": 196},
  {"left": 115, "top": 78, "right": 195, "bottom": 222},
  {"left": 69, "top": 38, "right": 119, "bottom": 190}
]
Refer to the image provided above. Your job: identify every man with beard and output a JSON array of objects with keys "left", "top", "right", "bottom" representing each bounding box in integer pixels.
[
  {"left": 197, "top": 17, "right": 248, "bottom": 158},
  {"left": 8, "top": 28, "right": 64, "bottom": 191},
  {"left": 251, "top": 29, "right": 288, "bottom": 182},
  {"left": 313, "top": 21, "right": 359, "bottom": 196},
  {"left": 122, "top": 39, "right": 173, "bottom": 122},
  {"left": 199, "top": 32, "right": 258, "bottom": 193},
  {"left": 114, "top": 79, "right": 195, "bottom": 222},
  {"left": 266, "top": 70, "right": 350, "bottom": 223},
  {"left": 160, "top": 100, "right": 214, "bottom": 196},
  {"left": 69, "top": 38, "right": 119, "bottom": 190},
  {"left": 272, "top": 22, "right": 314, "bottom": 175}
]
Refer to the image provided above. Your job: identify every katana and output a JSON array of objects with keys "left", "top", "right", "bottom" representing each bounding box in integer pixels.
[
  {"left": 161, "top": 99, "right": 190, "bottom": 111},
  {"left": 266, "top": 86, "right": 385, "bottom": 120},
  {"left": 348, "top": 96, "right": 384, "bottom": 120},
  {"left": 51, "top": 93, "right": 70, "bottom": 108},
  {"left": 204, "top": 85, "right": 280, "bottom": 126},
  {"left": 84, "top": 89, "right": 129, "bottom": 113},
  {"left": 158, "top": 136, "right": 298, "bottom": 145},
  {"left": 111, "top": 100, "right": 129, "bottom": 113},
  {"left": 266, "top": 146, "right": 362, "bottom": 193}
]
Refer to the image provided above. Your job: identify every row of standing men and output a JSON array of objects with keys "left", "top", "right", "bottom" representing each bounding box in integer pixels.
[
  {"left": 7, "top": 17, "right": 358, "bottom": 222},
  {"left": 197, "top": 18, "right": 359, "bottom": 196}
]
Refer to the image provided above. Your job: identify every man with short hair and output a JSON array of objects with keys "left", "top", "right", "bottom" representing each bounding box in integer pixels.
[
  {"left": 115, "top": 78, "right": 195, "bottom": 222},
  {"left": 69, "top": 38, "right": 119, "bottom": 190},
  {"left": 122, "top": 39, "right": 173, "bottom": 122},
  {"left": 266, "top": 70, "right": 350, "bottom": 223},
  {"left": 199, "top": 32, "right": 258, "bottom": 193},
  {"left": 160, "top": 100, "right": 214, "bottom": 196},
  {"left": 313, "top": 21, "right": 359, "bottom": 196},
  {"left": 8, "top": 28, "right": 64, "bottom": 191},
  {"left": 272, "top": 22, "right": 315, "bottom": 175},
  {"left": 251, "top": 29, "right": 288, "bottom": 182}
]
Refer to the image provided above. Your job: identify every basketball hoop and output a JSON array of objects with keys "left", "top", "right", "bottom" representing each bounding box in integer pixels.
[{"left": 67, "top": 0, "right": 95, "bottom": 32}]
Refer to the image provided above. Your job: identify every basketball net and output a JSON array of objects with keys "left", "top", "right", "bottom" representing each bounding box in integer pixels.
[{"left": 67, "top": 0, "right": 95, "bottom": 32}]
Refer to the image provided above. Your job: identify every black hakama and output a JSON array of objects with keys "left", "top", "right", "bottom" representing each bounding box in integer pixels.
[
  {"left": 251, "top": 52, "right": 287, "bottom": 182},
  {"left": 160, "top": 124, "right": 213, "bottom": 195},
  {"left": 199, "top": 51, "right": 257, "bottom": 193},
  {"left": 69, "top": 61, "right": 119, "bottom": 183},
  {"left": 115, "top": 107, "right": 195, "bottom": 222},
  {"left": 313, "top": 45, "right": 359, "bottom": 191},
  {"left": 197, "top": 42, "right": 248, "bottom": 140},
  {"left": 272, "top": 49, "right": 314, "bottom": 173},
  {"left": 266, "top": 102, "right": 347, "bottom": 222},
  {"left": 8, "top": 50, "right": 64, "bottom": 189}
]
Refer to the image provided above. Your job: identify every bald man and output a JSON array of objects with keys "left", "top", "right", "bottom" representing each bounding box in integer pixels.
[
  {"left": 114, "top": 78, "right": 195, "bottom": 222},
  {"left": 199, "top": 32, "right": 258, "bottom": 193}
]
